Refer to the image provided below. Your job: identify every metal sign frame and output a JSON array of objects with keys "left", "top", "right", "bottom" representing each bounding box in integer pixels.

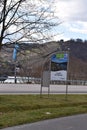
[{"left": 40, "top": 50, "right": 70, "bottom": 98}]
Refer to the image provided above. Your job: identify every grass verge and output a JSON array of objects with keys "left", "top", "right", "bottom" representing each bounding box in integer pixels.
[{"left": 0, "top": 94, "right": 87, "bottom": 129}]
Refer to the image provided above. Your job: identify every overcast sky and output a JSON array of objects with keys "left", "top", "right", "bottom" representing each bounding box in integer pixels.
[{"left": 53, "top": 0, "right": 87, "bottom": 41}]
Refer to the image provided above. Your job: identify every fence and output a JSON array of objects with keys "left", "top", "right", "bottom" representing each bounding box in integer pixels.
[
  {"left": 0, "top": 76, "right": 87, "bottom": 86},
  {"left": 0, "top": 76, "right": 41, "bottom": 84}
]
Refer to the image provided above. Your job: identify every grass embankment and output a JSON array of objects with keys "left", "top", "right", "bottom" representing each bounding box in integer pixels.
[{"left": 0, "top": 94, "right": 87, "bottom": 129}]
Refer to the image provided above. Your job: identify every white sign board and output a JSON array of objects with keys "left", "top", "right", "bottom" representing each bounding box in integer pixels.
[{"left": 51, "top": 70, "right": 67, "bottom": 81}]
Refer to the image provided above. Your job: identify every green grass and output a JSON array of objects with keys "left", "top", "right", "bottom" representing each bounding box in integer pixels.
[{"left": 0, "top": 94, "right": 87, "bottom": 129}]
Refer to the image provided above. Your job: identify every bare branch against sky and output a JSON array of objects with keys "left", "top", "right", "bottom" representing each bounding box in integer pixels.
[{"left": 0, "top": 0, "right": 60, "bottom": 50}]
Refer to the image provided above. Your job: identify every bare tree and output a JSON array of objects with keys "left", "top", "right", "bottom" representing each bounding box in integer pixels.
[{"left": 0, "top": 0, "right": 59, "bottom": 50}]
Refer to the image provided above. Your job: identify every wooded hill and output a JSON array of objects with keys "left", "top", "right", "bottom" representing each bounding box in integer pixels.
[{"left": 0, "top": 39, "right": 87, "bottom": 81}]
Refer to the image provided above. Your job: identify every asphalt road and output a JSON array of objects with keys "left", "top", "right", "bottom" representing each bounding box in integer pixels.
[
  {"left": 1, "top": 114, "right": 87, "bottom": 130},
  {"left": 0, "top": 84, "right": 87, "bottom": 94}
]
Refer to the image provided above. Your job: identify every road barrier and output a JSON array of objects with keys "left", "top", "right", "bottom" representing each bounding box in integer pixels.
[{"left": 0, "top": 76, "right": 87, "bottom": 86}]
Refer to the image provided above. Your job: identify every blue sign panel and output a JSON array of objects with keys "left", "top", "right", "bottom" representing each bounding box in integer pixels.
[
  {"left": 13, "top": 44, "right": 19, "bottom": 61},
  {"left": 51, "top": 53, "right": 68, "bottom": 63}
]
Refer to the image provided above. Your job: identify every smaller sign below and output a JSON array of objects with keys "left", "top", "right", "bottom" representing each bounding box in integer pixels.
[{"left": 51, "top": 70, "right": 67, "bottom": 81}]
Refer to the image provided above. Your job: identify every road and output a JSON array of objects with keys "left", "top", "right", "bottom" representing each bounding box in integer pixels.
[
  {"left": 1, "top": 114, "right": 87, "bottom": 130},
  {"left": 0, "top": 83, "right": 87, "bottom": 94}
]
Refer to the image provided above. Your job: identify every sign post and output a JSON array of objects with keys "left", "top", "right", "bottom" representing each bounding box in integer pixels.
[
  {"left": 65, "top": 48, "right": 70, "bottom": 100},
  {"left": 40, "top": 50, "right": 69, "bottom": 98},
  {"left": 40, "top": 59, "right": 51, "bottom": 97}
]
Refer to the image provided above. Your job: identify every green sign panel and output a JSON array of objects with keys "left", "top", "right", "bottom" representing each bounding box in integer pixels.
[{"left": 56, "top": 53, "right": 64, "bottom": 59}]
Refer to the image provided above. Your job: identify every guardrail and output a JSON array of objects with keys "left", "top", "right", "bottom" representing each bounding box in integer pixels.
[
  {"left": 0, "top": 76, "right": 41, "bottom": 84},
  {"left": 0, "top": 76, "right": 87, "bottom": 85},
  {"left": 50, "top": 80, "right": 87, "bottom": 85}
]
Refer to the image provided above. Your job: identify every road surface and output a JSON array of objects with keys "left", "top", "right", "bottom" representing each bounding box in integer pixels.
[{"left": 0, "top": 84, "right": 87, "bottom": 94}]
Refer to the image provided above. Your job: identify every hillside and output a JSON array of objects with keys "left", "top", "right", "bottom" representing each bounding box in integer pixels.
[{"left": 0, "top": 40, "right": 87, "bottom": 80}]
